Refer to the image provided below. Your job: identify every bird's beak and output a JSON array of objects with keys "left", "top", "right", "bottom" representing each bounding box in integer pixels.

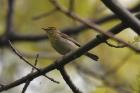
[
  {"left": 42, "top": 28, "right": 49, "bottom": 33},
  {"left": 42, "top": 28, "right": 47, "bottom": 31}
]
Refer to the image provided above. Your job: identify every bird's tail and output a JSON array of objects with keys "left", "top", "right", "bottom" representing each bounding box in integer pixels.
[{"left": 85, "top": 52, "right": 99, "bottom": 61}]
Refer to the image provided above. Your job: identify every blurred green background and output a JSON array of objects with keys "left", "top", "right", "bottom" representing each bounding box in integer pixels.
[{"left": 0, "top": 0, "right": 140, "bottom": 93}]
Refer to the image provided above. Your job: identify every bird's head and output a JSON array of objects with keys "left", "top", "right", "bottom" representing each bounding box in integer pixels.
[{"left": 42, "top": 27, "right": 58, "bottom": 36}]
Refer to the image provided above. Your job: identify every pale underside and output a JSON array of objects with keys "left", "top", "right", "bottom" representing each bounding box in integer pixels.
[{"left": 50, "top": 36, "right": 79, "bottom": 55}]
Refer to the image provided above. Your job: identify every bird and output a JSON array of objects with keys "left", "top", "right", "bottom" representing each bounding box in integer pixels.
[{"left": 42, "top": 27, "right": 99, "bottom": 61}]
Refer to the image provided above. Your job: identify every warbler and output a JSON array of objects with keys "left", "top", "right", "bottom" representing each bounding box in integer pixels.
[{"left": 42, "top": 27, "right": 98, "bottom": 61}]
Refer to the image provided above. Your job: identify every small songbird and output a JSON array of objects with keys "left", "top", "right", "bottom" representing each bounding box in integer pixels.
[{"left": 42, "top": 27, "right": 98, "bottom": 61}]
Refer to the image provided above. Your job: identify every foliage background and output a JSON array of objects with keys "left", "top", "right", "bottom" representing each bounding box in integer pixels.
[{"left": 0, "top": 0, "right": 140, "bottom": 93}]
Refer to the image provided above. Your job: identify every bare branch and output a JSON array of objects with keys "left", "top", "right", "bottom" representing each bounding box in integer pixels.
[
  {"left": 57, "top": 65, "right": 83, "bottom": 93},
  {"left": 101, "top": 0, "right": 140, "bottom": 35},
  {"left": 8, "top": 40, "right": 59, "bottom": 84},
  {"left": 22, "top": 54, "right": 39, "bottom": 93}
]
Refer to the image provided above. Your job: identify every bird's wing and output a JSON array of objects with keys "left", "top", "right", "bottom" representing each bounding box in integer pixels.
[
  {"left": 60, "top": 32, "right": 81, "bottom": 47},
  {"left": 60, "top": 32, "right": 99, "bottom": 61}
]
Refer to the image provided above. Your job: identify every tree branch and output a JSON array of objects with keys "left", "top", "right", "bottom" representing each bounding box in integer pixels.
[
  {"left": 5, "top": 0, "right": 14, "bottom": 34},
  {"left": 49, "top": 0, "right": 140, "bottom": 52},
  {"left": 0, "top": 18, "right": 136, "bottom": 91},
  {"left": 101, "top": 0, "right": 140, "bottom": 35},
  {"left": 8, "top": 41, "right": 59, "bottom": 84},
  {"left": 58, "top": 66, "right": 82, "bottom": 93},
  {"left": 0, "top": 1, "right": 140, "bottom": 92},
  {"left": 22, "top": 54, "right": 39, "bottom": 93}
]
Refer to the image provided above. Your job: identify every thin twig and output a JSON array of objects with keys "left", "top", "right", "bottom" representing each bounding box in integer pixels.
[
  {"left": 8, "top": 40, "right": 59, "bottom": 84},
  {"left": 105, "top": 40, "right": 126, "bottom": 48},
  {"left": 33, "top": 54, "right": 39, "bottom": 71},
  {"left": 22, "top": 54, "right": 39, "bottom": 93}
]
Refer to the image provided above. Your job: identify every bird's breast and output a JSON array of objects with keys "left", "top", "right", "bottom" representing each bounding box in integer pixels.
[{"left": 50, "top": 37, "right": 78, "bottom": 55}]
